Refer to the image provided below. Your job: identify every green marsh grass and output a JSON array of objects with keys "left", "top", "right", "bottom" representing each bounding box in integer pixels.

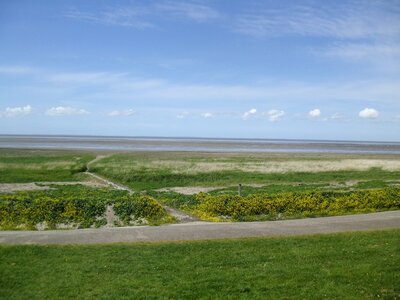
[
  {"left": 0, "top": 149, "right": 94, "bottom": 183},
  {"left": 89, "top": 152, "right": 400, "bottom": 191}
]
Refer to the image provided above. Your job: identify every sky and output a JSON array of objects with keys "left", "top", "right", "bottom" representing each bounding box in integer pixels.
[{"left": 0, "top": 0, "right": 400, "bottom": 141}]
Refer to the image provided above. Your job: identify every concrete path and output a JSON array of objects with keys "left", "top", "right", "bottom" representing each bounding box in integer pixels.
[{"left": 1, "top": 210, "right": 399, "bottom": 245}]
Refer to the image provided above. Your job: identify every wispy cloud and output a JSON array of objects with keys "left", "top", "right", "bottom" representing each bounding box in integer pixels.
[
  {"left": 235, "top": 2, "right": 400, "bottom": 39},
  {"left": 322, "top": 42, "right": 400, "bottom": 71},
  {"left": 327, "top": 113, "right": 347, "bottom": 121},
  {"left": 201, "top": 112, "right": 214, "bottom": 118},
  {"left": 2, "top": 66, "right": 400, "bottom": 106},
  {"left": 45, "top": 106, "right": 89, "bottom": 116},
  {"left": 176, "top": 111, "right": 190, "bottom": 119},
  {"left": 1, "top": 105, "right": 32, "bottom": 117},
  {"left": 0, "top": 66, "right": 36, "bottom": 75},
  {"left": 66, "top": 1, "right": 220, "bottom": 29},
  {"left": 266, "top": 109, "right": 285, "bottom": 122},
  {"left": 108, "top": 108, "right": 135, "bottom": 117},
  {"left": 242, "top": 108, "right": 257, "bottom": 120},
  {"left": 48, "top": 72, "right": 128, "bottom": 85},
  {"left": 155, "top": 1, "right": 220, "bottom": 22},
  {"left": 66, "top": 7, "right": 155, "bottom": 29},
  {"left": 234, "top": 1, "right": 400, "bottom": 73}
]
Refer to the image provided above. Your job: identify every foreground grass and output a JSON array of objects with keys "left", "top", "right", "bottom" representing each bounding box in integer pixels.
[
  {"left": 1, "top": 230, "right": 399, "bottom": 299},
  {"left": 0, "top": 149, "right": 94, "bottom": 183}
]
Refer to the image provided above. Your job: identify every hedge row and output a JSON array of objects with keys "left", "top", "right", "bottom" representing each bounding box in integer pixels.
[
  {"left": 194, "top": 188, "right": 400, "bottom": 221},
  {"left": 0, "top": 186, "right": 170, "bottom": 230}
]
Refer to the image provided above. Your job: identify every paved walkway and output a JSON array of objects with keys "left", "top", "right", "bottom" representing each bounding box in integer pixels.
[{"left": 1, "top": 210, "right": 399, "bottom": 245}]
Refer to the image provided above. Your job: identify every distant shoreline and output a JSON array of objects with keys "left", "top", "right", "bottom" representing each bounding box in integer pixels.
[
  {"left": 1, "top": 135, "right": 400, "bottom": 154},
  {"left": 1, "top": 134, "right": 399, "bottom": 144}
]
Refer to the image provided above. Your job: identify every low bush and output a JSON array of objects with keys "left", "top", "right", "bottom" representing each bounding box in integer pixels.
[
  {"left": 194, "top": 188, "right": 400, "bottom": 221},
  {"left": 113, "top": 195, "right": 169, "bottom": 225},
  {"left": 0, "top": 186, "right": 170, "bottom": 230}
]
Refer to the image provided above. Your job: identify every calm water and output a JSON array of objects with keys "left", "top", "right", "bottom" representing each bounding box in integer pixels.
[{"left": 1, "top": 135, "right": 400, "bottom": 154}]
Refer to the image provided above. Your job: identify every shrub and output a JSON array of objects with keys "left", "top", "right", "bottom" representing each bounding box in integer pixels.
[
  {"left": 194, "top": 188, "right": 400, "bottom": 221},
  {"left": 0, "top": 186, "right": 170, "bottom": 230}
]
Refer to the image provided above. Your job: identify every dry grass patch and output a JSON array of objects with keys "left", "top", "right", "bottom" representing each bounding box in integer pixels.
[{"left": 101, "top": 158, "right": 400, "bottom": 174}]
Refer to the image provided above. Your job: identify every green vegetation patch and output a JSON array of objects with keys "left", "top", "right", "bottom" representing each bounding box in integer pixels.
[
  {"left": 1, "top": 230, "right": 399, "bottom": 299},
  {"left": 92, "top": 153, "right": 400, "bottom": 191},
  {"left": 0, "top": 149, "right": 94, "bottom": 183},
  {"left": 0, "top": 186, "right": 172, "bottom": 230}
]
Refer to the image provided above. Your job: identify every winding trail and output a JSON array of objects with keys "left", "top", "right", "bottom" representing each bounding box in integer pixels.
[
  {"left": 85, "top": 155, "right": 199, "bottom": 223},
  {"left": 0, "top": 211, "right": 399, "bottom": 245}
]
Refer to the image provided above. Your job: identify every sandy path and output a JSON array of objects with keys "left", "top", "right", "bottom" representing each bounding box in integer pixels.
[{"left": 1, "top": 211, "right": 398, "bottom": 245}]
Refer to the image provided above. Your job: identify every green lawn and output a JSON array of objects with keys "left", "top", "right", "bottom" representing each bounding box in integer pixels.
[
  {"left": 0, "top": 149, "right": 94, "bottom": 183},
  {"left": 1, "top": 230, "right": 399, "bottom": 299}
]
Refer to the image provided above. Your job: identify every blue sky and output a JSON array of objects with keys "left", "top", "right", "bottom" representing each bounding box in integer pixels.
[{"left": 0, "top": 0, "right": 399, "bottom": 141}]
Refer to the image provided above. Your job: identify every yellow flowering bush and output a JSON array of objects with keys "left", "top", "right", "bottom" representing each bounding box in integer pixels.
[
  {"left": 194, "top": 188, "right": 400, "bottom": 221},
  {"left": 0, "top": 186, "right": 169, "bottom": 230}
]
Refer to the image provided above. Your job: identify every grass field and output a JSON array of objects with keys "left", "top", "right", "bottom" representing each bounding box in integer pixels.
[
  {"left": 91, "top": 152, "right": 400, "bottom": 191},
  {"left": 1, "top": 149, "right": 400, "bottom": 226},
  {"left": 1, "top": 229, "right": 399, "bottom": 299},
  {"left": 0, "top": 149, "right": 94, "bottom": 183}
]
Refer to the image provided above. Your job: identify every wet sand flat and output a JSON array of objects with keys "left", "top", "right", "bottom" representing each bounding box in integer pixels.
[{"left": 2, "top": 135, "right": 400, "bottom": 154}]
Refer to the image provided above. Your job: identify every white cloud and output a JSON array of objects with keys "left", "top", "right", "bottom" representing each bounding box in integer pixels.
[
  {"left": 309, "top": 108, "right": 321, "bottom": 118},
  {"left": 266, "top": 109, "right": 285, "bottom": 122},
  {"left": 46, "top": 106, "right": 89, "bottom": 116},
  {"left": 359, "top": 108, "right": 379, "bottom": 119},
  {"left": 1, "top": 105, "right": 32, "bottom": 117},
  {"left": 242, "top": 108, "right": 257, "bottom": 120},
  {"left": 201, "top": 112, "right": 213, "bottom": 118},
  {"left": 108, "top": 108, "right": 135, "bottom": 117}
]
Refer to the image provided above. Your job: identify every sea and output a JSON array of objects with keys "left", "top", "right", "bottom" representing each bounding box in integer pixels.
[{"left": 1, "top": 135, "right": 400, "bottom": 154}]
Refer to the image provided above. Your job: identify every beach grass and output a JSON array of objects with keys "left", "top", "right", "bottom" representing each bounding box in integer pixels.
[{"left": 1, "top": 229, "right": 399, "bottom": 299}]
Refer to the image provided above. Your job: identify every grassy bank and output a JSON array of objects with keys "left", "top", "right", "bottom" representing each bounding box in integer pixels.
[{"left": 1, "top": 229, "right": 399, "bottom": 299}]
